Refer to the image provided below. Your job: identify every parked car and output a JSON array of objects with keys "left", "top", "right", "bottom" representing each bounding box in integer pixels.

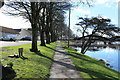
[
  {"left": 0, "top": 37, "right": 16, "bottom": 41},
  {"left": 0, "top": 37, "right": 3, "bottom": 41},
  {"left": 21, "top": 37, "right": 32, "bottom": 41}
]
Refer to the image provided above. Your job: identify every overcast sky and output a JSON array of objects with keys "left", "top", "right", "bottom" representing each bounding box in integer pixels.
[{"left": 0, "top": 0, "right": 119, "bottom": 36}]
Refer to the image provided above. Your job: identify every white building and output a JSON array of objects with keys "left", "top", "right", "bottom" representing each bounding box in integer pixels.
[
  {"left": 0, "top": 26, "right": 32, "bottom": 39},
  {"left": 15, "top": 29, "right": 32, "bottom": 39},
  {"left": 0, "top": 26, "right": 19, "bottom": 38}
]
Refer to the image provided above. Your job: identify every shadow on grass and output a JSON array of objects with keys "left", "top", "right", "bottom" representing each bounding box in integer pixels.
[
  {"left": 62, "top": 46, "right": 105, "bottom": 67},
  {"left": 35, "top": 51, "right": 54, "bottom": 61},
  {"left": 45, "top": 46, "right": 56, "bottom": 51},
  {"left": 67, "top": 52, "right": 103, "bottom": 66},
  {"left": 67, "top": 51, "right": 118, "bottom": 73},
  {"left": 61, "top": 46, "right": 119, "bottom": 79},
  {"left": 76, "top": 66, "right": 119, "bottom": 80},
  {"left": 35, "top": 45, "right": 119, "bottom": 79},
  {"left": 8, "top": 55, "right": 28, "bottom": 60},
  {"left": 45, "top": 45, "right": 118, "bottom": 72},
  {"left": 34, "top": 49, "right": 77, "bottom": 71},
  {"left": 20, "top": 56, "right": 28, "bottom": 60},
  {"left": 45, "top": 46, "right": 67, "bottom": 55}
]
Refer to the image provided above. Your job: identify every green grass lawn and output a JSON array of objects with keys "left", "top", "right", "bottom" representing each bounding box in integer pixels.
[
  {"left": 1, "top": 42, "right": 57, "bottom": 79},
  {"left": 61, "top": 42, "right": 120, "bottom": 80}
]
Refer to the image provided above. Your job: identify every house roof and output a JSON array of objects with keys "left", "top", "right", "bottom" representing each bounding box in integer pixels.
[
  {"left": 14, "top": 29, "right": 21, "bottom": 32},
  {"left": 0, "top": 26, "right": 19, "bottom": 34}
]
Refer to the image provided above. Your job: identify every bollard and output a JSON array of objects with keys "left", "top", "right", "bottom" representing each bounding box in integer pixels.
[{"left": 18, "top": 48, "right": 23, "bottom": 57}]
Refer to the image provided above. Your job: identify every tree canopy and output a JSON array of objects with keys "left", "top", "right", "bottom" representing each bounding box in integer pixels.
[{"left": 76, "top": 16, "right": 120, "bottom": 54}]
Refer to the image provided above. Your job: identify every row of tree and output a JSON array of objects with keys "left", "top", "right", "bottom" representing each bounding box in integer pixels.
[{"left": 4, "top": 1, "right": 74, "bottom": 52}]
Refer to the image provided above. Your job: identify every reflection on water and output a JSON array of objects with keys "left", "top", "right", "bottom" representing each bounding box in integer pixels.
[{"left": 74, "top": 46, "right": 120, "bottom": 72}]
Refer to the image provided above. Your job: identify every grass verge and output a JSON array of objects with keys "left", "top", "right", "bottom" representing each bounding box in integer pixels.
[
  {"left": 61, "top": 42, "right": 120, "bottom": 80},
  {"left": 1, "top": 42, "right": 57, "bottom": 79}
]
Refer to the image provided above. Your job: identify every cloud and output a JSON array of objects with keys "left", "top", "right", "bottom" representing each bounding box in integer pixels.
[
  {"left": 103, "top": 47, "right": 114, "bottom": 53},
  {"left": 73, "top": 7, "right": 91, "bottom": 15},
  {"left": 0, "top": 12, "right": 31, "bottom": 29},
  {"left": 96, "top": 0, "right": 109, "bottom": 4},
  {"left": 105, "top": 3, "right": 111, "bottom": 7},
  {"left": 96, "top": 0, "right": 119, "bottom": 4},
  {"left": 102, "top": 16, "right": 108, "bottom": 19},
  {"left": 115, "top": 0, "right": 120, "bottom": 2},
  {"left": 95, "top": 0, "right": 119, "bottom": 8},
  {"left": 101, "top": 16, "right": 117, "bottom": 24}
]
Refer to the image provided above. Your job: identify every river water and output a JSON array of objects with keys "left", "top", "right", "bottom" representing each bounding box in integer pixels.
[{"left": 74, "top": 46, "right": 120, "bottom": 72}]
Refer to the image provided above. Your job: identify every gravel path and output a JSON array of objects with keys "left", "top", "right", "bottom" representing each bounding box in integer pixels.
[{"left": 49, "top": 41, "right": 82, "bottom": 79}]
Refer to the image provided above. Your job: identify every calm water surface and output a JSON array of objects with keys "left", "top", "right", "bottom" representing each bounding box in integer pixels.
[{"left": 74, "top": 47, "right": 120, "bottom": 72}]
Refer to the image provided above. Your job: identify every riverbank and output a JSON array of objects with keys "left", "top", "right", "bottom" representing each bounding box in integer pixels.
[
  {"left": 62, "top": 42, "right": 120, "bottom": 79},
  {"left": 70, "top": 43, "right": 120, "bottom": 49},
  {"left": 1, "top": 42, "right": 57, "bottom": 79}
]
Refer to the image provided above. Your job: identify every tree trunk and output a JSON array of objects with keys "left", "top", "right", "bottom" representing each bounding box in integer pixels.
[
  {"left": 81, "top": 32, "right": 95, "bottom": 54},
  {"left": 61, "top": 27, "right": 62, "bottom": 40},
  {"left": 45, "top": 5, "right": 51, "bottom": 44},
  {"left": 40, "top": 30, "right": 46, "bottom": 46},
  {"left": 54, "top": 29, "right": 58, "bottom": 41},
  {"left": 49, "top": 2, "right": 55, "bottom": 42},
  {"left": 30, "top": 2, "right": 38, "bottom": 52},
  {"left": 50, "top": 30, "right": 55, "bottom": 42},
  {"left": 40, "top": 2, "right": 46, "bottom": 46},
  {"left": 81, "top": 35, "right": 93, "bottom": 54},
  {"left": 30, "top": 26, "right": 38, "bottom": 52},
  {"left": 45, "top": 31, "right": 50, "bottom": 44}
]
